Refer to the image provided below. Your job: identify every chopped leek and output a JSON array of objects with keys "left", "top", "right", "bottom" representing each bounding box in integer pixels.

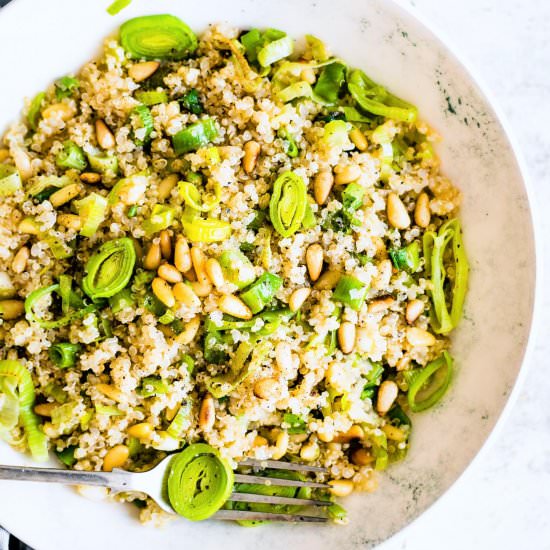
[
  {"left": 86, "top": 150, "right": 118, "bottom": 176},
  {"left": 27, "top": 92, "right": 45, "bottom": 130},
  {"left": 283, "top": 413, "right": 307, "bottom": 435},
  {"left": 181, "top": 216, "right": 231, "bottom": 243},
  {"left": 54, "top": 76, "right": 79, "bottom": 100},
  {"left": 218, "top": 250, "right": 256, "bottom": 289},
  {"left": 143, "top": 204, "right": 176, "bottom": 235},
  {"left": 257, "top": 35, "right": 294, "bottom": 67},
  {"left": 0, "top": 165, "right": 22, "bottom": 197},
  {"left": 332, "top": 275, "right": 368, "bottom": 311},
  {"left": 49, "top": 343, "right": 81, "bottom": 369},
  {"left": 179, "top": 88, "right": 203, "bottom": 115},
  {"left": 322, "top": 120, "right": 352, "bottom": 148},
  {"left": 55, "top": 446, "right": 77, "bottom": 467},
  {"left": 109, "top": 288, "right": 134, "bottom": 313},
  {"left": 179, "top": 180, "right": 221, "bottom": 212},
  {"left": 172, "top": 119, "right": 218, "bottom": 155},
  {"left": 269, "top": 171, "right": 307, "bottom": 238},
  {"left": 166, "top": 398, "right": 193, "bottom": 438},
  {"left": 135, "top": 90, "right": 168, "bottom": 106},
  {"left": 389, "top": 241, "right": 420, "bottom": 273},
  {"left": 132, "top": 105, "right": 153, "bottom": 145},
  {"left": 28, "top": 174, "right": 75, "bottom": 202},
  {"left": 56, "top": 141, "right": 87, "bottom": 171},
  {"left": 136, "top": 376, "right": 168, "bottom": 398},
  {"left": 314, "top": 61, "right": 346, "bottom": 104},
  {"left": 305, "top": 34, "right": 330, "bottom": 62},
  {"left": 278, "top": 128, "right": 299, "bottom": 158},
  {"left": 74, "top": 193, "right": 108, "bottom": 237},
  {"left": 240, "top": 272, "right": 282, "bottom": 314},
  {"left": 107, "top": 0, "right": 131, "bottom": 16},
  {"left": 342, "top": 182, "right": 365, "bottom": 211}
]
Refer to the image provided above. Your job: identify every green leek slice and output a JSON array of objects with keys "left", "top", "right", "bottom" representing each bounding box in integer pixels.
[{"left": 269, "top": 171, "right": 307, "bottom": 238}]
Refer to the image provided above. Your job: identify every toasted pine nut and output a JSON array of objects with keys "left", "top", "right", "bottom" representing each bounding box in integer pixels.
[
  {"left": 328, "top": 480, "right": 354, "bottom": 497},
  {"left": 49, "top": 183, "right": 81, "bottom": 208},
  {"left": 144, "top": 243, "right": 162, "bottom": 271},
  {"left": 18, "top": 218, "right": 39, "bottom": 235},
  {"left": 382, "top": 424, "right": 407, "bottom": 442},
  {"left": 80, "top": 172, "right": 101, "bottom": 184},
  {"left": 158, "top": 263, "right": 183, "bottom": 284},
  {"left": 190, "top": 247, "right": 208, "bottom": 286},
  {"left": 377, "top": 380, "right": 398, "bottom": 415},
  {"left": 314, "top": 270, "right": 341, "bottom": 290},
  {"left": 313, "top": 170, "right": 334, "bottom": 205},
  {"left": 289, "top": 287, "right": 311, "bottom": 312},
  {"left": 406, "top": 326, "right": 436, "bottom": 347},
  {"left": 96, "top": 383, "right": 124, "bottom": 403},
  {"left": 368, "top": 296, "right": 395, "bottom": 314},
  {"left": 12, "top": 148, "right": 32, "bottom": 180},
  {"left": 95, "top": 119, "right": 115, "bottom": 150},
  {"left": 349, "top": 127, "right": 368, "bottom": 151},
  {"left": 275, "top": 342, "right": 293, "bottom": 371},
  {"left": 57, "top": 213, "right": 82, "bottom": 230},
  {"left": 103, "top": 445, "right": 129, "bottom": 472},
  {"left": 127, "top": 422, "right": 153, "bottom": 440},
  {"left": 306, "top": 243, "right": 323, "bottom": 281},
  {"left": 253, "top": 377, "right": 278, "bottom": 399},
  {"left": 199, "top": 394, "right": 215, "bottom": 431},
  {"left": 173, "top": 282, "right": 201, "bottom": 309},
  {"left": 158, "top": 174, "right": 179, "bottom": 202},
  {"left": 301, "top": 67, "right": 316, "bottom": 84},
  {"left": 243, "top": 141, "right": 260, "bottom": 174},
  {"left": 414, "top": 192, "right": 431, "bottom": 228},
  {"left": 190, "top": 281, "right": 212, "bottom": 297},
  {"left": 159, "top": 230, "right": 172, "bottom": 260},
  {"left": 0, "top": 300, "right": 24, "bottom": 320},
  {"left": 387, "top": 192, "right": 411, "bottom": 229},
  {"left": 406, "top": 299, "right": 424, "bottom": 324},
  {"left": 175, "top": 316, "right": 201, "bottom": 345},
  {"left": 42, "top": 103, "right": 73, "bottom": 121},
  {"left": 174, "top": 235, "right": 192, "bottom": 273},
  {"left": 338, "top": 321, "right": 356, "bottom": 354},
  {"left": 351, "top": 448, "right": 374, "bottom": 466},
  {"left": 253, "top": 435, "right": 268, "bottom": 447},
  {"left": 205, "top": 258, "right": 225, "bottom": 290},
  {"left": 334, "top": 424, "right": 365, "bottom": 443},
  {"left": 34, "top": 403, "right": 58, "bottom": 417},
  {"left": 218, "top": 294, "right": 252, "bottom": 320},
  {"left": 152, "top": 277, "right": 175, "bottom": 308},
  {"left": 11, "top": 246, "right": 29, "bottom": 274},
  {"left": 334, "top": 164, "right": 361, "bottom": 185},
  {"left": 272, "top": 430, "right": 289, "bottom": 460},
  {"left": 129, "top": 61, "right": 160, "bottom": 82},
  {"left": 300, "top": 440, "right": 320, "bottom": 461}
]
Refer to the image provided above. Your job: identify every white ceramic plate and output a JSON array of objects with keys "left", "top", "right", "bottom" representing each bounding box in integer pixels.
[{"left": 0, "top": 0, "right": 537, "bottom": 548}]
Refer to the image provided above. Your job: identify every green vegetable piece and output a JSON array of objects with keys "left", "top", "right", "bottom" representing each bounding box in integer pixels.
[
  {"left": 109, "top": 288, "right": 134, "bottom": 313},
  {"left": 283, "top": 413, "right": 307, "bottom": 435},
  {"left": 203, "top": 330, "right": 231, "bottom": 364},
  {"left": 137, "top": 376, "right": 168, "bottom": 398},
  {"left": 49, "top": 342, "right": 81, "bottom": 369},
  {"left": 120, "top": 15, "right": 198, "bottom": 60},
  {"left": 167, "top": 443, "right": 234, "bottom": 521},
  {"left": 302, "top": 201, "right": 317, "bottom": 229},
  {"left": 407, "top": 351, "right": 453, "bottom": 412},
  {"left": 389, "top": 241, "right": 420, "bottom": 273},
  {"left": 55, "top": 446, "right": 77, "bottom": 467},
  {"left": 323, "top": 119, "right": 351, "bottom": 148},
  {"left": 257, "top": 35, "right": 294, "bottom": 67},
  {"left": 278, "top": 128, "right": 299, "bottom": 158},
  {"left": 166, "top": 398, "right": 193, "bottom": 439},
  {"left": 106, "top": 0, "right": 131, "bottom": 15},
  {"left": 269, "top": 171, "right": 307, "bottom": 238},
  {"left": 43, "top": 382, "right": 68, "bottom": 404},
  {"left": 82, "top": 238, "right": 136, "bottom": 300},
  {"left": 218, "top": 250, "right": 256, "bottom": 290},
  {"left": 181, "top": 216, "right": 231, "bottom": 243},
  {"left": 360, "top": 362, "right": 384, "bottom": 400},
  {"left": 56, "top": 140, "right": 87, "bottom": 171},
  {"left": 172, "top": 119, "right": 218, "bottom": 155},
  {"left": 27, "top": 92, "right": 45, "bottom": 130},
  {"left": 240, "top": 272, "right": 283, "bottom": 314},
  {"left": 143, "top": 204, "right": 176, "bottom": 235},
  {"left": 135, "top": 90, "right": 168, "bottom": 106},
  {"left": 327, "top": 502, "right": 347, "bottom": 521},
  {"left": 127, "top": 204, "right": 138, "bottom": 217},
  {"left": 332, "top": 274, "right": 367, "bottom": 311},
  {"left": 305, "top": 34, "right": 330, "bottom": 62},
  {"left": 181, "top": 354, "right": 195, "bottom": 375},
  {"left": 341, "top": 182, "right": 365, "bottom": 212},
  {"left": 0, "top": 165, "right": 22, "bottom": 196},
  {"left": 180, "top": 88, "right": 203, "bottom": 115},
  {"left": 132, "top": 105, "right": 153, "bottom": 145},
  {"left": 341, "top": 106, "right": 373, "bottom": 123},
  {"left": 74, "top": 193, "right": 108, "bottom": 238},
  {"left": 95, "top": 404, "right": 124, "bottom": 417},
  {"left": 86, "top": 151, "right": 118, "bottom": 176},
  {"left": 314, "top": 61, "right": 346, "bottom": 104},
  {"left": 240, "top": 29, "right": 263, "bottom": 63},
  {"left": 54, "top": 76, "right": 79, "bottom": 100}
]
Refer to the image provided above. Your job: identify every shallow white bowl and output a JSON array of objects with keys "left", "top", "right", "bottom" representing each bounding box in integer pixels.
[{"left": 0, "top": 0, "right": 537, "bottom": 548}]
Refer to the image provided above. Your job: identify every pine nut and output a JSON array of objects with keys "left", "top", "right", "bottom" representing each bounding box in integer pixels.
[
  {"left": 300, "top": 440, "right": 320, "bottom": 461},
  {"left": 80, "top": 172, "right": 102, "bottom": 184},
  {"left": 205, "top": 258, "right": 225, "bottom": 290},
  {"left": 42, "top": 103, "right": 73, "bottom": 121},
  {"left": 301, "top": 67, "right": 316, "bottom": 84},
  {"left": 57, "top": 213, "right": 82, "bottom": 230},
  {"left": 368, "top": 296, "right": 395, "bottom": 314},
  {"left": 349, "top": 127, "right": 368, "bottom": 151},
  {"left": 377, "top": 380, "right": 398, "bottom": 415},
  {"left": 289, "top": 287, "right": 311, "bottom": 312},
  {"left": 272, "top": 430, "right": 289, "bottom": 460},
  {"left": 129, "top": 61, "right": 160, "bottom": 82},
  {"left": 173, "top": 282, "right": 201, "bottom": 309},
  {"left": 314, "top": 270, "right": 340, "bottom": 290},
  {"left": 414, "top": 192, "right": 431, "bottom": 228},
  {"left": 328, "top": 479, "right": 354, "bottom": 497},
  {"left": 382, "top": 424, "right": 407, "bottom": 442},
  {"left": 34, "top": 403, "right": 58, "bottom": 417},
  {"left": 199, "top": 394, "right": 215, "bottom": 431},
  {"left": 12, "top": 148, "right": 32, "bottom": 180},
  {"left": 158, "top": 174, "right": 179, "bottom": 201},
  {"left": 334, "top": 424, "right": 364, "bottom": 443},
  {"left": 334, "top": 164, "right": 361, "bottom": 185},
  {"left": 218, "top": 294, "right": 252, "bottom": 320},
  {"left": 253, "top": 377, "right": 278, "bottom": 399},
  {"left": 242, "top": 141, "right": 260, "bottom": 174},
  {"left": 406, "top": 326, "right": 436, "bottom": 347},
  {"left": 18, "top": 218, "right": 39, "bottom": 235},
  {"left": 306, "top": 243, "right": 323, "bottom": 281},
  {"left": 406, "top": 299, "right": 424, "bottom": 324},
  {"left": 338, "top": 321, "right": 356, "bottom": 354},
  {"left": 96, "top": 383, "right": 124, "bottom": 403},
  {"left": 275, "top": 342, "right": 293, "bottom": 371},
  {"left": 253, "top": 435, "right": 268, "bottom": 447},
  {"left": 313, "top": 170, "right": 334, "bottom": 205},
  {"left": 175, "top": 316, "right": 201, "bottom": 345},
  {"left": 158, "top": 263, "right": 183, "bottom": 284},
  {"left": 174, "top": 235, "right": 192, "bottom": 273},
  {"left": 190, "top": 281, "right": 212, "bottom": 297},
  {"left": 127, "top": 422, "right": 153, "bottom": 440},
  {"left": 49, "top": 183, "right": 81, "bottom": 207},
  {"left": 159, "top": 230, "right": 172, "bottom": 259},
  {"left": 103, "top": 445, "right": 129, "bottom": 472},
  {"left": 190, "top": 247, "right": 209, "bottom": 286},
  {"left": 11, "top": 246, "right": 29, "bottom": 274},
  {"left": 143, "top": 243, "right": 162, "bottom": 270},
  {"left": 0, "top": 300, "right": 24, "bottom": 320},
  {"left": 387, "top": 192, "right": 411, "bottom": 229},
  {"left": 152, "top": 277, "right": 175, "bottom": 308},
  {"left": 95, "top": 119, "right": 115, "bottom": 150},
  {"left": 351, "top": 448, "right": 374, "bottom": 466}
]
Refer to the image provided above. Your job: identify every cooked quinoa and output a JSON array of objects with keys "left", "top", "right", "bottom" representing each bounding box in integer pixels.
[{"left": 0, "top": 16, "right": 467, "bottom": 525}]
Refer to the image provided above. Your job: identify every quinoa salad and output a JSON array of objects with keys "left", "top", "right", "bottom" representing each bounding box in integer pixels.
[{"left": 0, "top": 15, "right": 468, "bottom": 525}]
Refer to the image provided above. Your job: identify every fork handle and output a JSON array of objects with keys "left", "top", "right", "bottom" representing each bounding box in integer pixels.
[{"left": 0, "top": 464, "right": 131, "bottom": 491}]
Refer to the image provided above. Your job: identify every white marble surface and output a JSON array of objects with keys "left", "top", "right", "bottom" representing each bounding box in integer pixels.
[{"left": 382, "top": 1, "right": 550, "bottom": 549}]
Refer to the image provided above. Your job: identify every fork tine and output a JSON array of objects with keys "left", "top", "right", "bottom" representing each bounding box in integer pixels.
[
  {"left": 214, "top": 509, "right": 328, "bottom": 523},
  {"left": 238, "top": 459, "right": 327, "bottom": 473},
  {"left": 228, "top": 492, "right": 331, "bottom": 507},
  {"left": 234, "top": 473, "right": 329, "bottom": 488}
]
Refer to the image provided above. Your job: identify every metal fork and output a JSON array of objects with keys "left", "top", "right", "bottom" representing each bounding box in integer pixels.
[{"left": 0, "top": 456, "right": 330, "bottom": 523}]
